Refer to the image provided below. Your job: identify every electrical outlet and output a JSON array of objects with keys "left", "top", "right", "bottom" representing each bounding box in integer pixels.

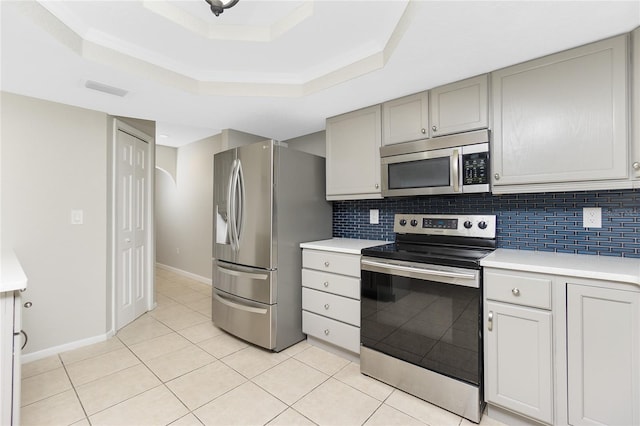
[
  {"left": 369, "top": 209, "right": 379, "bottom": 225},
  {"left": 583, "top": 207, "right": 602, "bottom": 228}
]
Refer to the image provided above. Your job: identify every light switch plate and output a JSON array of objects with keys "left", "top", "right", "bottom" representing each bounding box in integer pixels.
[
  {"left": 370, "top": 209, "right": 379, "bottom": 225},
  {"left": 583, "top": 207, "right": 602, "bottom": 228},
  {"left": 71, "top": 209, "right": 83, "bottom": 225}
]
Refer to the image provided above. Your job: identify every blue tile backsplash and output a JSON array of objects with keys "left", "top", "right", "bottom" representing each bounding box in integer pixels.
[{"left": 332, "top": 189, "right": 640, "bottom": 258}]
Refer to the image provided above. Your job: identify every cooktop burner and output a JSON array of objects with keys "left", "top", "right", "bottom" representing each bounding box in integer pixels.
[{"left": 361, "top": 214, "right": 497, "bottom": 269}]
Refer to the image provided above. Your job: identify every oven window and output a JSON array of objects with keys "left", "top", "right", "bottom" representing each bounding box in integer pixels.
[
  {"left": 388, "top": 157, "right": 450, "bottom": 189},
  {"left": 361, "top": 270, "right": 481, "bottom": 386}
]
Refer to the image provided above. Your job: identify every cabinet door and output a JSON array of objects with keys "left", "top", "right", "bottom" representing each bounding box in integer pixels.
[
  {"left": 567, "top": 284, "right": 640, "bottom": 426},
  {"left": 430, "top": 74, "right": 488, "bottom": 137},
  {"left": 382, "top": 91, "right": 429, "bottom": 145},
  {"left": 485, "top": 300, "right": 553, "bottom": 424},
  {"left": 326, "top": 105, "right": 382, "bottom": 200},
  {"left": 632, "top": 28, "right": 640, "bottom": 181},
  {"left": 492, "top": 35, "right": 628, "bottom": 191}
]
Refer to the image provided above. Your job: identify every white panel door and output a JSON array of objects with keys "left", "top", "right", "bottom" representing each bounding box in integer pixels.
[
  {"left": 116, "top": 130, "right": 149, "bottom": 330},
  {"left": 485, "top": 300, "right": 554, "bottom": 424},
  {"left": 567, "top": 283, "right": 640, "bottom": 426}
]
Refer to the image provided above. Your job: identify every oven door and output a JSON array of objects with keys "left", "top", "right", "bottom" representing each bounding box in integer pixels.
[
  {"left": 381, "top": 146, "right": 462, "bottom": 197},
  {"left": 360, "top": 257, "right": 482, "bottom": 386}
]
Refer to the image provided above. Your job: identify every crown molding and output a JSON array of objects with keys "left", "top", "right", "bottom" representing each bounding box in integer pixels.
[{"left": 18, "top": 1, "right": 412, "bottom": 97}]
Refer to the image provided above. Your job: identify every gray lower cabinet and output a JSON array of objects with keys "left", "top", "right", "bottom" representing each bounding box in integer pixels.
[
  {"left": 301, "top": 248, "right": 362, "bottom": 355},
  {"left": 485, "top": 262, "right": 640, "bottom": 426},
  {"left": 484, "top": 269, "right": 554, "bottom": 425},
  {"left": 566, "top": 283, "right": 640, "bottom": 426},
  {"left": 491, "top": 34, "right": 629, "bottom": 193}
]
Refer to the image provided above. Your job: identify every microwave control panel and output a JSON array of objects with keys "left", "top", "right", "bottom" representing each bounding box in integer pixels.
[{"left": 462, "top": 151, "right": 489, "bottom": 185}]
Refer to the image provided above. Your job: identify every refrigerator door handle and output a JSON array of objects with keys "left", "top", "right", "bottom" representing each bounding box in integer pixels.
[
  {"left": 236, "top": 159, "right": 246, "bottom": 248},
  {"left": 214, "top": 292, "right": 268, "bottom": 315},
  {"left": 217, "top": 263, "right": 269, "bottom": 281},
  {"left": 226, "top": 159, "right": 237, "bottom": 250}
]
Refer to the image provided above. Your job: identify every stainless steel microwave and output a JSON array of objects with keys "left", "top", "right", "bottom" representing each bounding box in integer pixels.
[{"left": 380, "top": 129, "right": 490, "bottom": 197}]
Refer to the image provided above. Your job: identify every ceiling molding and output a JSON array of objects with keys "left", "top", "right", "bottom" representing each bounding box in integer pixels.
[
  {"left": 19, "top": 1, "right": 412, "bottom": 97},
  {"left": 142, "top": 0, "right": 314, "bottom": 42}
]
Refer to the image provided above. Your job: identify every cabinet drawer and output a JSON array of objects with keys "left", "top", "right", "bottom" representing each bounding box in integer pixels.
[
  {"left": 302, "top": 268, "right": 360, "bottom": 299},
  {"left": 485, "top": 269, "right": 552, "bottom": 310},
  {"left": 302, "top": 310, "right": 360, "bottom": 354},
  {"left": 303, "top": 249, "right": 360, "bottom": 277},
  {"left": 302, "top": 287, "right": 360, "bottom": 326}
]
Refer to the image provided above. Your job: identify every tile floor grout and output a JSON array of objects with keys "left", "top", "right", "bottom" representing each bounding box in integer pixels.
[{"left": 20, "top": 268, "right": 505, "bottom": 426}]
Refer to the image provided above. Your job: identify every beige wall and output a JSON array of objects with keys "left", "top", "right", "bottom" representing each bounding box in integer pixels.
[
  {"left": 284, "top": 131, "right": 326, "bottom": 157},
  {"left": 1, "top": 92, "right": 108, "bottom": 354},
  {"left": 156, "top": 145, "right": 177, "bottom": 183}
]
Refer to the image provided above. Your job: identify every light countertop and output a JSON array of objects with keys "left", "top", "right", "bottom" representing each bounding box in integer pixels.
[
  {"left": 481, "top": 248, "right": 640, "bottom": 286},
  {"left": 300, "top": 238, "right": 389, "bottom": 255},
  {"left": 1, "top": 250, "right": 28, "bottom": 292}
]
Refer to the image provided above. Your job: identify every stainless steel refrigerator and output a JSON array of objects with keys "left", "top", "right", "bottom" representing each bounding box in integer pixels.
[{"left": 213, "top": 139, "right": 332, "bottom": 351}]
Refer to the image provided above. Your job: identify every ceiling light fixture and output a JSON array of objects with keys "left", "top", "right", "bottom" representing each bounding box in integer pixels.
[{"left": 205, "top": 0, "right": 239, "bottom": 17}]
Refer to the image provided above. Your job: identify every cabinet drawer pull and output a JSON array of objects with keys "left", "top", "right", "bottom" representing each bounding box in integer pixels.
[
  {"left": 324, "top": 329, "right": 330, "bottom": 336},
  {"left": 494, "top": 173, "right": 500, "bottom": 180},
  {"left": 324, "top": 261, "right": 330, "bottom": 267},
  {"left": 421, "top": 128, "right": 426, "bottom": 134},
  {"left": 512, "top": 288, "right": 521, "bottom": 296},
  {"left": 633, "top": 162, "right": 640, "bottom": 170},
  {"left": 323, "top": 281, "right": 329, "bottom": 287},
  {"left": 324, "top": 303, "right": 330, "bottom": 310},
  {"left": 431, "top": 125, "right": 437, "bottom": 132},
  {"left": 488, "top": 311, "right": 493, "bottom": 331}
]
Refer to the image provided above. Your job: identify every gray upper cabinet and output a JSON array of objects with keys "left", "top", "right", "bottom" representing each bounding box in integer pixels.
[
  {"left": 326, "top": 105, "right": 382, "bottom": 200},
  {"left": 491, "top": 35, "right": 629, "bottom": 194},
  {"left": 430, "top": 74, "right": 489, "bottom": 137},
  {"left": 382, "top": 91, "right": 429, "bottom": 146},
  {"left": 633, "top": 27, "right": 640, "bottom": 182}
]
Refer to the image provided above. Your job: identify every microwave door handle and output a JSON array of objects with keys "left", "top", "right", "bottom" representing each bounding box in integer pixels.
[{"left": 452, "top": 148, "right": 460, "bottom": 193}]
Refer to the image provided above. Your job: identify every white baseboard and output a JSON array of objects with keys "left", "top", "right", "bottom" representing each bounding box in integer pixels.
[
  {"left": 21, "top": 331, "right": 113, "bottom": 364},
  {"left": 155, "top": 263, "right": 212, "bottom": 286}
]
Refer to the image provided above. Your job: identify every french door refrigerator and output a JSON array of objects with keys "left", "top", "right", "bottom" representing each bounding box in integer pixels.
[{"left": 213, "top": 139, "right": 332, "bottom": 351}]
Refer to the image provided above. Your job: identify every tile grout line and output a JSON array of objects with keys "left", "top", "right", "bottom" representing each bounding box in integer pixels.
[{"left": 59, "top": 354, "right": 93, "bottom": 425}]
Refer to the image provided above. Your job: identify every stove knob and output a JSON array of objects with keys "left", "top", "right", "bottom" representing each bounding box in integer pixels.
[
  {"left": 399, "top": 219, "right": 407, "bottom": 226},
  {"left": 410, "top": 219, "right": 418, "bottom": 227},
  {"left": 464, "top": 220, "right": 473, "bottom": 229},
  {"left": 478, "top": 221, "right": 488, "bottom": 230}
]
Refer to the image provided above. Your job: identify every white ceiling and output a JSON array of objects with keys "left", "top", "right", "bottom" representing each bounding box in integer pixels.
[{"left": 1, "top": 1, "right": 639, "bottom": 147}]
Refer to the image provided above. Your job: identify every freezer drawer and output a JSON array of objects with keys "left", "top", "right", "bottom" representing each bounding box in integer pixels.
[
  {"left": 214, "top": 260, "right": 276, "bottom": 305},
  {"left": 212, "top": 289, "right": 276, "bottom": 350}
]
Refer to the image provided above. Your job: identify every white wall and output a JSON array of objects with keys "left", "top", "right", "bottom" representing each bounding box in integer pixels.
[
  {"left": 1, "top": 92, "right": 108, "bottom": 354},
  {"left": 156, "top": 145, "right": 177, "bottom": 183}
]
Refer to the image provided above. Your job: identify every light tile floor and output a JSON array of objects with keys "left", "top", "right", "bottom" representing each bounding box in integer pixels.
[{"left": 21, "top": 268, "right": 507, "bottom": 426}]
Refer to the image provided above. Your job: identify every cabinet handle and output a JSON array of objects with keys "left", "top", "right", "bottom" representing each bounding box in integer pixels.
[
  {"left": 323, "top": 281, "right": 329, "bottom": 287},
  {"left": 324, "top": 329, "right": 330, "bottom": 336},
  {"left": 494, "top": 173, "right": 500, "bottom": 181},
  {"left": 375, "top": 183, "right": 379, "bottom": 189},
  {"left": 633, "top": 162, "right": 640, "bottom": 171},
  {"left": 324, "top": 261, "right": 330, "bottom": 267},
  {"left": 431, "top": 125, "right": 437, "bottom": 132},
  {"left": 488, "top": 311, "right": 493, "bottom": 331},
  {"left": 421, "top": 128, "right": 426, "bottom": 134},
  {"left": 512, "top": 288, "right": 521, "bottom": 296},
  {"left": 24, "top": 301, "right": 32, "bottom": 308},
  {"left": 324, "top": 303, "right": 330, "bottom": 310}
]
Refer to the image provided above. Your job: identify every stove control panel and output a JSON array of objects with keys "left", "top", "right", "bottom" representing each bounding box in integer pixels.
[{"left": 394, "top": 214, "right": 496, "bottom": 238}]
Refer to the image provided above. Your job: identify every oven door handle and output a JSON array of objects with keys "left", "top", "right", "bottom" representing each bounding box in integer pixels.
[{"left": 361, "top": 259, "right": 478, "bottom": 282}]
